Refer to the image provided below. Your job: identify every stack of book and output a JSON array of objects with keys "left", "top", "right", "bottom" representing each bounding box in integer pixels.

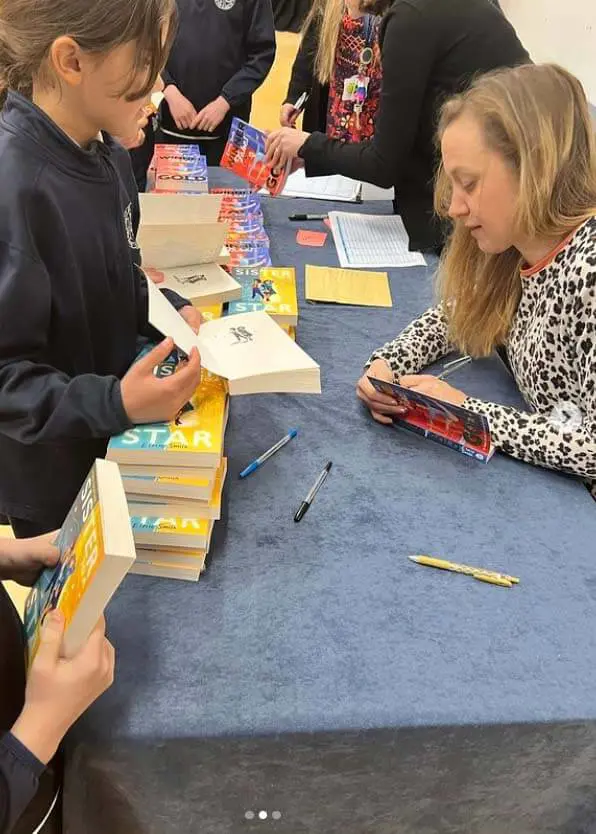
[
  {"left": 107, "top": 347, "right": 229, "bottom": 583},
  {"left": 213, "top": 187, "right": 272, "bottom": 268},
  {"left": 149, "top": 143, "right": 208, "bottom": 194}
]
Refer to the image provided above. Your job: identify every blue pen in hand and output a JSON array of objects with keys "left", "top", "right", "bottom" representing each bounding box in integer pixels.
[{"left": 239, "top": 429, "right": 298, "bottom": 479}]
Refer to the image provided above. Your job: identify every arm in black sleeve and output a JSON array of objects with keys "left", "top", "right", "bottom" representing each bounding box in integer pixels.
[
  {"left": 221, "top": 0, "right": 276, "bottom": 107},
  {"left": 161, "top": 67, "right": 176, "bottom": 89},
  {"left": 0, "top": 733, "right": 45, "bottom": 834},
  {"left": 284, "top": 19, "right": 318, "bottom": 105},
  {"left": 0, "top": 244, "right": 131, "bottom": 445},
  {"left": 299, "top": 3, "right": 436, "bottom": 187}
]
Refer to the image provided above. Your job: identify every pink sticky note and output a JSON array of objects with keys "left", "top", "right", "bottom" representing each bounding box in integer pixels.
[{"left": 297, "top": 229, "right": 328, "bottom": 247}]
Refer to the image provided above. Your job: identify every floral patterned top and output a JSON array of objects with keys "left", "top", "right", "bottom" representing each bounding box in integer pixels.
[{"left": 326, "top": 13, "right": 383, "bottom": 144}]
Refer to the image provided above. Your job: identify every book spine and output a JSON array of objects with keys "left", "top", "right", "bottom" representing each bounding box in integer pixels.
[{"left": 394, "top": 420, "right": 491, "bottom": 463}]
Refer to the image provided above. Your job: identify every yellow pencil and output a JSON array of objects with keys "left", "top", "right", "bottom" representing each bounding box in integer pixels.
[{"left": 409, "top": 555, "right": 519, "bottom": 585}]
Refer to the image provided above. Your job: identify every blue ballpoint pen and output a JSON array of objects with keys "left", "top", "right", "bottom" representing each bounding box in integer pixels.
[{"left": 239, "top": 429, "right": 298, "bottom": 479}]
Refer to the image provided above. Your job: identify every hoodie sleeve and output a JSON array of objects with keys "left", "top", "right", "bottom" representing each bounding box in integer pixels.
[
  {"left": 0, "top": 733, "right": 45, "bottom": 834},
  {"left": 0, "top": 242, "right": 132, "bottom": 444},
  {"left": 220, "top": 0, "right": 276, "bottom": 107}
]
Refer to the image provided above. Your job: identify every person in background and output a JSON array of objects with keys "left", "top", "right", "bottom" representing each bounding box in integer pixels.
[
  {"left": 160, "top": 0, "right": 276, "bottom": 166},
  {"left": 0, "top": 534, "right": 114, "bottom": 833},
  {"left": 0, "top": 0, "right": 203, "bottom": 540},
  {"left": 357, "top": 64, "right": 596, "bottom": 498},
  {"left": 128, "top": 76, "right": 165, "bottom": 192},
  {"left": 266, "top": 0, "right": 528, "bottom": 253},
  {"left": 281, "top": 0, "right": 383, "bottom": 146}
]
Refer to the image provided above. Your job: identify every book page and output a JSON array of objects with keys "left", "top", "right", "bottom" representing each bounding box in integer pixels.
[
  {"left": 146, "top": 275, "right": 199, "bottom": 357},
  {"left": 148, "top": 263, "right": 241, "bottom": 301},
  {"left": 305, "top": 265, "right": 392, "bottom": 307},
  {"left": 329, "top": 212, "right": 426, "bottom": 269},
  {"left": 197, "top": 312, "right": 319, "bottom": 383},
  {"left": 139, "top": 222, "right": 228, "bottom": 269},
  {"left": 139, "top": 193, "right": 223, "bottom": 225}
]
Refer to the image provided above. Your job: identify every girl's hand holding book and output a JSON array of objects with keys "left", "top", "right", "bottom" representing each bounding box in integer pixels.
[
  {"left": 120, "top": 338, "right": 202, "bottom": 425},
  {"left": 399, "top": 375, "right": 467, "bottom": 406}
]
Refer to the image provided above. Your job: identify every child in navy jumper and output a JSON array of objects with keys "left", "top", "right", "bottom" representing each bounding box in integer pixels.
[{"left": 0, "top": 0, "right": 203, "bottom": 540}]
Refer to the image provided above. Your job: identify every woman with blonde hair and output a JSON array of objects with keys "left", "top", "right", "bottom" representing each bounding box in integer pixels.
[
  {"left": 357, "top": 63, "right": 596, "bottom": 496},
  {"left": 281, "top": 0, "right": 385, "bottom": 144}
]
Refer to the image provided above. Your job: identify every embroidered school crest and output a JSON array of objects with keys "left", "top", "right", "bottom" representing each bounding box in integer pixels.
[
  {"left": 214, "top": 0, "right": 236, "bottom": 9},
  {"left": 123, "top": 203, "right": 139, "bottom": 250}
]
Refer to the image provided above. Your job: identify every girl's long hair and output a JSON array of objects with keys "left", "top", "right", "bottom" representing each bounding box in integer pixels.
[
  {"left": 435, "top": 63, "right": 596, "bottom": 356},
  {"left": 303, "top": 0, "right": 392, "bottom": 85}
]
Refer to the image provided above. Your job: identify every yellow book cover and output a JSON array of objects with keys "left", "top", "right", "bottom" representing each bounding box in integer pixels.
[
  {"left": 228, "top": 267, "right": 298, "bottom": 325},
  {"left": 24, "top": 460, "right": 135, "bottom": 664},
  {"left": 195, "top": 303, "right": 224, "bottom": 320},
  {"left": 127, "top": 459, "right": 227, "bottom": 520},
  {"left": 130, "top": 517, "right": 214, "bottom": 551},
  {"left": 108, "top": 355, "right": 228, "bottom": 467}
]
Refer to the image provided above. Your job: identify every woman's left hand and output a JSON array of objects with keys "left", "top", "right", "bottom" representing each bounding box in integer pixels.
[
  {"left": 399, "top": 375, "right": 468, "bottom": 406},
  {"left": 265, "top": 128, "right": 310, "bottom": 170},
  {"left": 180, "top": 305, "right": 203, "bottom": 334}
]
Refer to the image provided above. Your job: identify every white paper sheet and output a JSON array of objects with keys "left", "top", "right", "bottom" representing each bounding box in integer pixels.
[
  {"left": 329, "top": 212, "right": 426, "bottom": 269},
  {"left": 280, "top": 170, "right": 362, "bottom": 202}
]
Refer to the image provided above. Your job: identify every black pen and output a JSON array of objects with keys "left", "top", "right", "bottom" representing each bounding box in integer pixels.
[
  {"left": 289, "top": 213, "right": 328, "bottom": 222},
  {"left": 294, "top": 462, "right": 332, "bottom": 522}
]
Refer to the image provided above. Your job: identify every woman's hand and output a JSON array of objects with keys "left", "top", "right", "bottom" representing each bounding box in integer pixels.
[
  {"left": 356, "top": 359, "right": 407, "bottom": 425},
  {"left": 265, "top": 127, "right": 310, "bottom": 170},
  {"left": 280, "top": 103, "right": 297, "bottom": 127},
  {"left": 0, "top": 533, "right": 59, "bottom": 586},
  {"left": 399, "top": 375, "right": 467, "bottom": 406}
]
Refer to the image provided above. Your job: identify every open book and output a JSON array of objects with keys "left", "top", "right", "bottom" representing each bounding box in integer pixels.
[
  {"left": 368, "top": 377, "right": 494, "bottom": 463},
  {"left": 138, "top": 192, "right": 229, "bottom": 269},
  {"left": 146, "top": 276, "right": 320, "bottom": 395},
  {"left": 145, "top": 263, "right": 241, "bottom": 307}
]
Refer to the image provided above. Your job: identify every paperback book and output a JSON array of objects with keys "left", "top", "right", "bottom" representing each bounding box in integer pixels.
[
  {"left": 368, "top": 377, "right": 494, "bottom": 462},
  {"left": 221, "top": 118, "right": 290, "bottom": 197},
  {"left": 228, "top": 267, "right": 298, "bottom": 325},
  {"left": 24, "top": 460, "right": 135, "bottom": 663}
]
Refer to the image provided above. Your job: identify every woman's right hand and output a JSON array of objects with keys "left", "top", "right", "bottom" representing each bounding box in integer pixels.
[
  {"left": 120, "top": 338, "right": 202, "bottom": 425},
  {"left": 280, "top": 103, "right": 297, "bottom": 128},
  {"left": 163, "top": 85, "right": 197, "bottom": 130},
  {"left": 11, "top": 613, "right": 114, "bottom": 765},
  {"left": 356, "top": 358, "right": 407, "bottom": 425}
]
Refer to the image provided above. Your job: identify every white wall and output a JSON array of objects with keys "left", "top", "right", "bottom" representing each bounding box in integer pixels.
[{"left": 501, "top": 0, "right": 595, "bottom": 103}]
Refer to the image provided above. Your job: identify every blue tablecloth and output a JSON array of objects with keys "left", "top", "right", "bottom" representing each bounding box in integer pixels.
[{"left": 63, "top": 177, "right": 596, "bottom": 834}]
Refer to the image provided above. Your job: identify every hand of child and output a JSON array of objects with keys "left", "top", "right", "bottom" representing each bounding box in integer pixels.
[
  {"left": 164, "top": 85, "right": 197, "bottom": 130},
  {"left": 0, "top": 532, "right": 60, "bottom": 586},
  {"left": 120, "top": 338, "right": 202, "bottom": 425},
  {"left": 179, "top": 305, "right": 202, "bottom": 334},
  {"left": 356, "top": 359, "right": 406, "bottom": 425},
  {"left": 280, "top": 103, "right": 297, "bottom": 128},
  {"left": 11, "top": 613, "right": 114, "bottom": 765},
  {"left": 192, "top": 96, "right": 231, "bottom": 133}
]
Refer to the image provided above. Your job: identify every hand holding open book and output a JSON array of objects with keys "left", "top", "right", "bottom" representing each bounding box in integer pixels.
[
  {"left": 121, "top": 337, "right": 202, "bottom": 424},
  {"left": 145, "top": 276, "right": 321, "bottom": 396}
]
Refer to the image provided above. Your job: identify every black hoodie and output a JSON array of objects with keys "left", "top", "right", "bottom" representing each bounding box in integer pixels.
[
  {"left": 161, "top": 0, "right": 276, "bottom": 140},
  {"left": 0, "top": 92, "right": 187, "bottom": 527}
]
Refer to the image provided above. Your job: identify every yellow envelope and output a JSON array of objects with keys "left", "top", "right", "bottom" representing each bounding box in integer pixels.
[{"left": 305, "top": 265, "right": 392, "bottom": 308}]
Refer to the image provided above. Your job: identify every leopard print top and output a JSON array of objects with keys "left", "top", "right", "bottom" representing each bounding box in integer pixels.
[{"left": 368, "top": 217, "right": 596, "bottom": 499}]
